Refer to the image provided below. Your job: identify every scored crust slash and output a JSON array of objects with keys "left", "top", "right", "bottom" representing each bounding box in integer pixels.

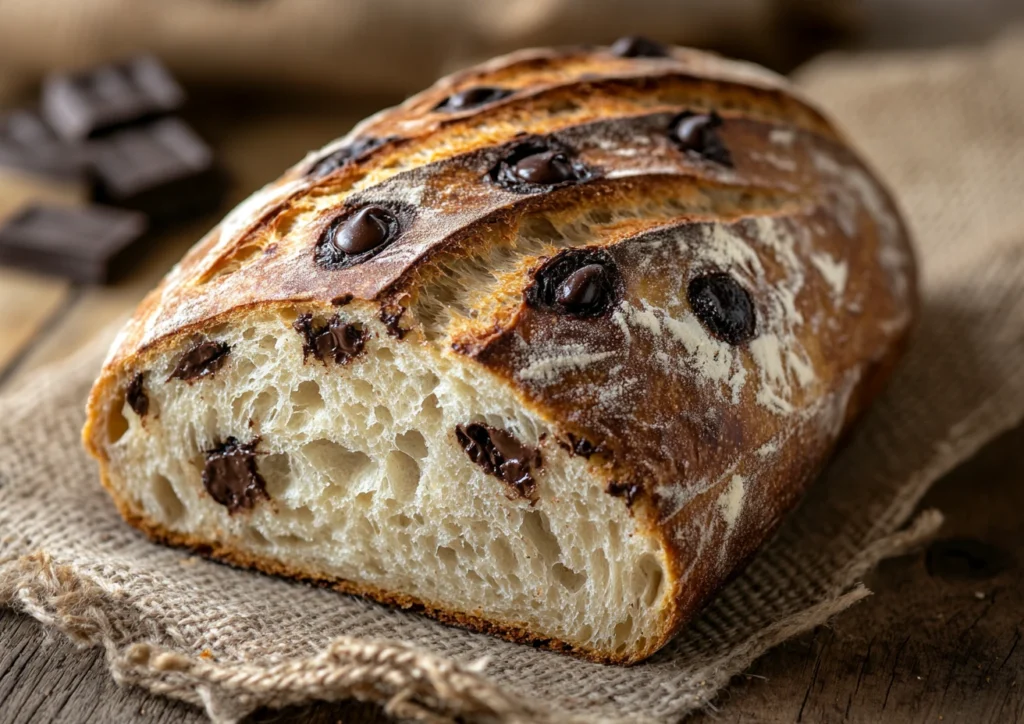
[{"left": 83, "top": 37, "right": 916, "bottom": 664}]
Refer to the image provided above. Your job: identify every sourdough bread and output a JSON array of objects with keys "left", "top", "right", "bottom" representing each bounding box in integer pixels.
[{"left": 83, "top": 40, "right": 916, "bottom": 663}]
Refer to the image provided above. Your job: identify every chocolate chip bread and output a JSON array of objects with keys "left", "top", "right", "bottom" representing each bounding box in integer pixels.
[{"left": 83, "top": 38, "right": 916, "bottom": 664}]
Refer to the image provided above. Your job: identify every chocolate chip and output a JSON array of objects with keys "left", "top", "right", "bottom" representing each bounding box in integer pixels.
[
  {"left": 488, "top": 140, "right": 591, "bottom": 193},
  {"left": 332, "top": 293, "right": 354, "bottom": 307},
  {"left": 558, "top": 433, "right": 601, "bottom": 458},
  {"left": 308, "top": 136, "right": 388, "bottom": 178},
  {"left": 293, "top": 313, "right": 365, "bottom": 364},
  {"left": 610, "top": 36, "right": 668, "bottom": 58},
  {"left": 670, "top": 111, "right": 733, "bottom": 166},
  {"left": 455, "top": 423, "right": 541, "bottom": 502},
  {"left": 316, "top": 204, "right": 401, "bottom": 269},
  {"left": 202, "top": 437, "right": 268, "bottom": 514},
  {"left": 169, "top": 340, "right": 230, "bottom": 381},
  {"left": 606, "top": 481, "right": 642, "bottom": 506},
  {"left": 925, "top": 539, "right": 1011, "bottom": 580},
  {"left": 434, "top": 86, "right": 513, "bottom": 112},
  {"left": 516, "top": 151, "right": 578, "bottom": 185},
  {"left": 687, "top": 272, "right": 756, "bottom": 345},
  {"left": 526, "top": 248, "right": 620, "bottom": 318},
  {"left": 126, "top": 373, "right": 149, "bottom": 417},
  {"left": 555, "top": 264, "right": 609, "bottom": 312},
  {"left": 379, "top": 305, "right": 406, "bottom": 339},
  {"left": 336, "top": 206, "right": 394, "bottom": 254}
]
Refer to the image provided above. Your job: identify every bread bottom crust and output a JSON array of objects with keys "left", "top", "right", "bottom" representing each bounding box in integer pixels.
[{"left": 103, "top": 473, "right": 665, "bottom": 666}]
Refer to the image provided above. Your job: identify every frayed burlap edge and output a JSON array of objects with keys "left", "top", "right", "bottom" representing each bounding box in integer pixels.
[
  {"left": 0, "top": 552, "right": 558, "bottom": 724},
  {"left": 0, "top": 509, "right": 943, "bottom": 724}
]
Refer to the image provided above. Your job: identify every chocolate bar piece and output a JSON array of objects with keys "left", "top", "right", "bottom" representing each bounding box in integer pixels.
[
  {"left": 0, "top": 109, "right": 86, "bottom": 180},
  {"left": 0, "top": 110, "right": 88, "bottom": 223},
  {"left": 89, "top": 118, "right": 227, "bottom": 224},
  {"left": 0, "top": 205, "right": 148, "bottom": 284},
  {"left": 42, "top": 56, "right": 185, "bottom": 141}
]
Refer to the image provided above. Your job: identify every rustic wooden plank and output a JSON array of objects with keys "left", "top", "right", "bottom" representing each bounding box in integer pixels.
[
  {"left": 0, "top": 269, "right": 69, "bottom": 380},
  {"left": 0, "top": 217, "right": 208, "bottom": 392},
  {"left": 0, "top": 613, "right": 204, "bottom": 723},
  {"left": 0, "top": 612, "right": 395, "bottom": 723}
]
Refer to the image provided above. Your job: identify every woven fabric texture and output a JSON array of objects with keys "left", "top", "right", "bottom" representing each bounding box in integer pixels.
[{"left": 2, "top": 30, "right": 1024, "bottom": 724}]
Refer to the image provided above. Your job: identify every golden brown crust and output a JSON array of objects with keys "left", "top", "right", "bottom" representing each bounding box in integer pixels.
[
  {"left": 93, "top": 48, "right": 841, "bottom": 367},
  {"left": 84, "top": 41, "right": 917, "bottom": 663}
]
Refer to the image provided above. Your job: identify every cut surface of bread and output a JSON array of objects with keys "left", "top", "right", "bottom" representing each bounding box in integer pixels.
[{"left": 84, "top": 40, "right": 916, "bottom": 663}]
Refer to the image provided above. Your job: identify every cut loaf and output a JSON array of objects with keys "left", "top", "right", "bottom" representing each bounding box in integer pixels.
[{"left": 84, "top": 39, "right": 916, "bottom": 663}]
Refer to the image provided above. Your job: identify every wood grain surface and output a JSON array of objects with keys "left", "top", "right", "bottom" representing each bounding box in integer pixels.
[{"left": 3, "top": 4, "right": 1024, "bottom": 719}]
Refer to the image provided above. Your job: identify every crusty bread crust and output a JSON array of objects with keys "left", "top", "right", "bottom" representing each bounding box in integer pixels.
[{"left": 84, "top": 42, "right": 916, "bottom": 663}]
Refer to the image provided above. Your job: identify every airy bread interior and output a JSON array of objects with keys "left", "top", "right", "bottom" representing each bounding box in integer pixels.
[{"left": 98, "top": 307, "right": 669, "bottom": 658}]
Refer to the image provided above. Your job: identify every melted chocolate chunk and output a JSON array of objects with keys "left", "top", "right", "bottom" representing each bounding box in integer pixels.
[
  {"left": 379, "top": 305, "right": 406, "bottom": 339},
  {"left": 513, "top": 151, "right": 577, "bottom": 185},
  {"left": 126, "top": 372, "right": 149, "bottom": 417},
  {"left": 316, "top": 204, "right": 401, "bottom": 269},
  {"left": 455, "top": 423, "right": 541, "bottom": 502},
  {"left": 669, "top": 111, "right": 733, "bottom": 166},
  {"left": 169, "top": 340, "right": 230, "bottom": 381},
  {"left": 687, "top": 273, "right": 756, "bottom": 345},
  {"left": 202, "top": 437, "right": 268, "bottom": 513},
  {"left": 293, "top": 313, "right": 365, "bottom": 364},
  {"left": 559, "top": 433, "right": 601, "bottom": 458},
  {"left": 434, "top": 86, "right": 513, "bottom": 112},
  {"left": 606, "top": 481, "right": 642, "bottom": 506},
  {"left": 526, "top": 248, "right": 620, "bottom": 318},
  {"left": 307, "top": 136, "right": 389, "bottom": 178},
  {"left": 555, "top": 264, "right": 608, "bottom": 312},
  {"left": 332, "top": 293, "right": 354, "bottom": 307},
  {"left": 489, "top": 140, "right": 591, "bottom": 193},
  {"left": 926, "top": 539, "right": 1011, "bottom": 580},
  {"left": 609, "top": 36, "right": 669, "bottom": 58},
  {"left": 334, "top": 206, "right": 394, "bottom": 254}
]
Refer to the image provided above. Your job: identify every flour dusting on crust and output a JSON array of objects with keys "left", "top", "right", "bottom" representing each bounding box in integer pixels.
[
  {"left": 769, "top": 128, "right": 796, "bottom": 147},
  {"left": 718, "top": 474, "right": 746, "bottom": 530},
  {"left": 518, "top": 347, "right": 616, "bottom": 383},
  {"left": 811, "top": 251, "right": 848, "bottom": 298}
]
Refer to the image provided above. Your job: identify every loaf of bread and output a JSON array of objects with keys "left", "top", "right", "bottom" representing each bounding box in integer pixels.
[{"left": 83, "top": 38, "right": 916, "bottom": 664}]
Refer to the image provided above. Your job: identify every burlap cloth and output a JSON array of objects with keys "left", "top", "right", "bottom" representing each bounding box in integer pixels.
[{"left": 2, "top": 30, "right": 1024, "bottom": 724}]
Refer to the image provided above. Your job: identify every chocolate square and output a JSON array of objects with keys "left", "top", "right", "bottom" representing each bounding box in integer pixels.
[
  {"left": 0, "top": 109, "right": 86, "bottom": 181},
  {"left": 0, "top": 205, "right": 148, "bottom": 284},
  {"left": 41, "top": 56, "right": 185, "bottom": 141},
  {"left": 89, "top": 118, "right": 228, "bottom": 224}
]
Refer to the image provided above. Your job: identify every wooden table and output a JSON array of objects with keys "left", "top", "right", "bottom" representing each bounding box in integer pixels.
[{"left": 3, "top": 8, "right": 1024, "bottom": 717}]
